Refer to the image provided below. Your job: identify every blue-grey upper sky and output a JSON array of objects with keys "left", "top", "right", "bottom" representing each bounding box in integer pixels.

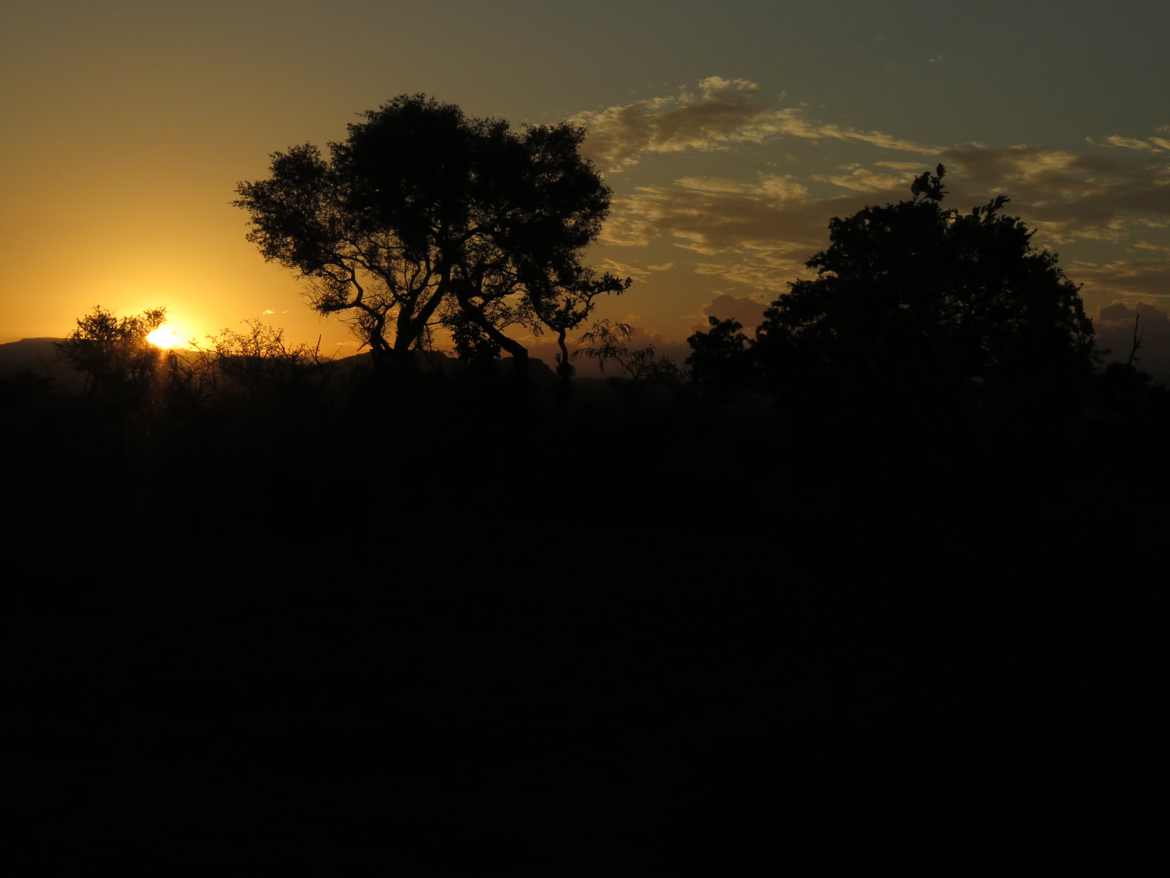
[{"left": 3, "top": 1, "right": 1168, "bottom": 351}]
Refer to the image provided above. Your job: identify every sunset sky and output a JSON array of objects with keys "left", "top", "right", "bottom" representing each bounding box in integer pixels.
[{"left": 3, "top": 1, "right": 1169, "bottom": 358}]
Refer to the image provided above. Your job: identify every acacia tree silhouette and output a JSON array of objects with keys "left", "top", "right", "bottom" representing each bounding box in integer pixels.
[
  {"left": 751, "top": 165, "right": 1097, "bottom": 403},
  {"left": 199, "top": 320, "right": 323, "bottom": 400},
  {"left": 532, "top": 269, "right": 633, "bottom": 383},
  {"left": 58, "top": 305, "right": 166, "bottom": 403},
  {"left": 235, "top": 95, "right": 628, "bottom": 378}
]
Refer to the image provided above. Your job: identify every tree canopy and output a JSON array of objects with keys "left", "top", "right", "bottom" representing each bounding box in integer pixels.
[
  {"left": 235, "top": 94, "right": 628, "bottom": 377},
  {"left": 751, "top": 166, "right": 1097, "bottom": 402}
]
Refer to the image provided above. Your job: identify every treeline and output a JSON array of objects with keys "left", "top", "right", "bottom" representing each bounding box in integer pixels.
[{"left": 8, "top": 164, "right": 1170, "bottom": 551}]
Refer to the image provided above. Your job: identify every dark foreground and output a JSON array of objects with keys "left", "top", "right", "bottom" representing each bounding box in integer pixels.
[{"left": 4, "top": 370, "right": 1167, "bottom": 870}]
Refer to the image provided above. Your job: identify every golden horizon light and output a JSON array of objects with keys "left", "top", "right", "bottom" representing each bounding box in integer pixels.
[{"left": 146, "top": 324, "right": 190, "bottom": 350}]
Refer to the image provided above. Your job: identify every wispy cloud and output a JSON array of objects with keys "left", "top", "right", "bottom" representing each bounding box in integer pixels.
[
  {"left": 602, "top": 181, "right": 828, "bottom": 252},
  {"left": 938, "top": 143, "right": 1170, "bottom": 243},
  {"left": 583, "top": 85, "right": 1170, "bottom": 328},
  {"left": 674, "top": 174, "right": 809, "bottom": 201},
  {"left": 1070, "top": 259, "right": 1170, "bottom": 301},
  {"left": 573, "top": 76, "right": 938, "bottom": 172},
  {"left": 596, "top": 257, "right": 680, "bottom": 283},
  {"left": 813, "top": 162, "right": 918, "bottom": 193},
  {"left": 1097, "top": 133, "right": 1170, "bottom": 153},
  {"left": 600, "top": 175, "right": 838, "bottom": 291}
]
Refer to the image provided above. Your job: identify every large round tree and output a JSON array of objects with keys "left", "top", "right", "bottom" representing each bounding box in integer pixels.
[
  {"left": 753, "top": 166, "right": 1096, "bottom": 403},
  {"left": 235, "top": 95, "right": 626, "bottom": 376}
]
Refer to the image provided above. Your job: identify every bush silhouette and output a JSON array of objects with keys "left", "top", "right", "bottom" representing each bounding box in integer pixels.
[
  {"left": 200, "top": 320, "right": 323, "bottom": 400},
  {"left": 686, "top": 316, "right": 754, "bottom": 389}
]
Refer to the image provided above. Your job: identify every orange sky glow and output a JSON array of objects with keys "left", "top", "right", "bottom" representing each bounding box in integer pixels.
[{"left": 4, "top": 3, "right": 1169, "bottom": 362}]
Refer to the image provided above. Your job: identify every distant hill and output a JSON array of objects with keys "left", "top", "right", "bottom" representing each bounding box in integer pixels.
[
  {"left": 0, "top": 338, "right": 87, "bottom": 391},
  {"left": 0, "top": 337, "right": 64, "bottom": 367}
]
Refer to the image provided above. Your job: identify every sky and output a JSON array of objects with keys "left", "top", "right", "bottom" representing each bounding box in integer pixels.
[{"left": 3, "top": 0, "right": 1169, "bottom": 361}]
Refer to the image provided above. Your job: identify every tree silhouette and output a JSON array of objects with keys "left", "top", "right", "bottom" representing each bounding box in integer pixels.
[
  {"left": 532, "top": 268, "right": 632, "bottom": 383},
  {"left": 235, "top": 94, "right": 628, "bottom": 378},
  {"left": 58, "top": 305, "right": 166, "bottom": 403},
  {"left": 686, "top": 316, "right": 754, "bottom": 389},
  {"left": 753, "top": 165, "right": 1097, "bottom": 403},
  {"left": 574, "top": 319, "right": 679, "bottom": 384}
]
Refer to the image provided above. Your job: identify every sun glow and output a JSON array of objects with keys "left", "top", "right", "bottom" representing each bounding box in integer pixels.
[{"left": 146, "top": 324, "right": 188, "bottom": 349}]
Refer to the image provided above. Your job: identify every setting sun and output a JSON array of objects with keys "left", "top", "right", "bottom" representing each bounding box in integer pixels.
[{"left": 146, "top": 324, "right": 188, "bottom": 350}]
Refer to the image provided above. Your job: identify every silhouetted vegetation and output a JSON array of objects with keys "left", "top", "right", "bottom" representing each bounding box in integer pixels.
[
  {"left": 234, "top": 94, "right": 629, "bottom": 380},
  {"left": 690, "top": 166, "right": 1097, "bottom": 405},
  {"left": 574, "top": 318, "right": 680, "bottom": 383},
  {"left": 57, "top": 304, "right": 166, "bottom": 404},
  {"left": 7, "top": 158, "right": 1168, "bottom": 870},
  {"left": 686, "top": 315, "right": 754, "bottom": 389},
  {"left": 769, "top": 166, "right": 1093, "bottom": 396}
]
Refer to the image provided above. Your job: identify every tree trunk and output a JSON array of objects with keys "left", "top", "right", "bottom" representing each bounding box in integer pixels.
[
  {"left": 457, "top": 296, "right": 530, "bottom": 383},
  {"left": 555, "top": 328, "right": 574, "bottom": 384},
  {"left": 368, "top": 338, "right": 393, "bottom": 373}
]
